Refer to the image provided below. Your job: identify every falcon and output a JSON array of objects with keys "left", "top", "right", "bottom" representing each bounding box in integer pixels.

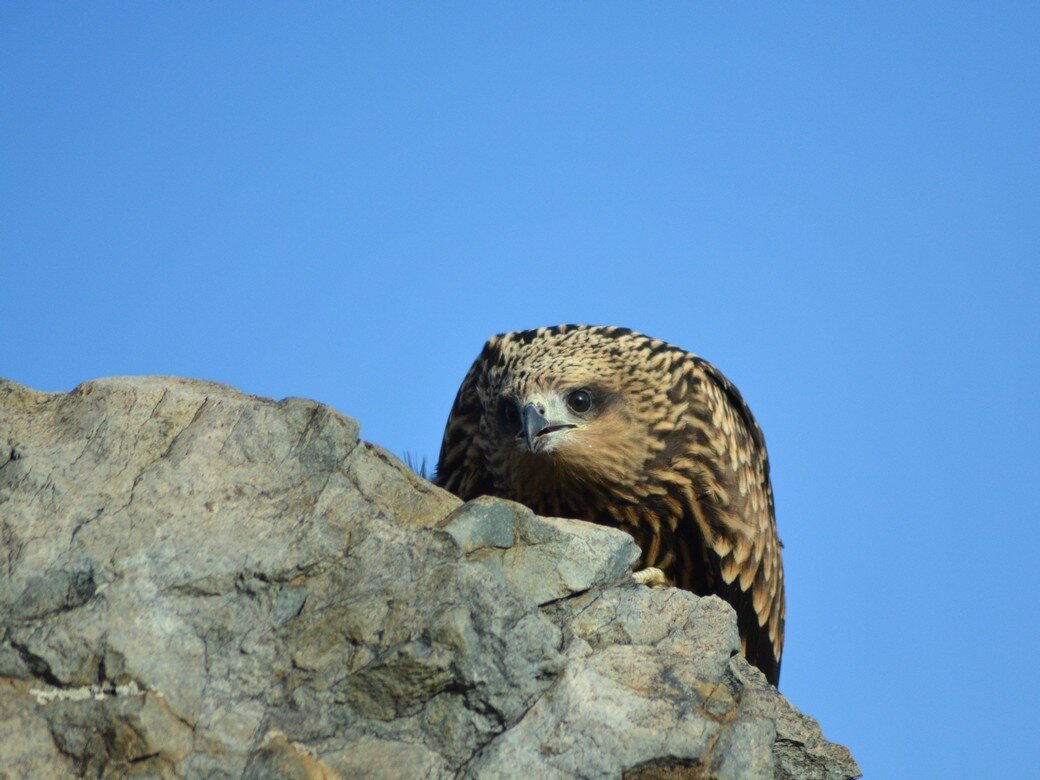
[{"left": 434, "top": 325, "right": 785, "bottom": 685}]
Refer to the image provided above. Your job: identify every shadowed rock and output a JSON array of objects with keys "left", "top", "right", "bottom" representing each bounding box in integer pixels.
[{"left": 0, "top": 376, "right": 859, "bottom": 779}]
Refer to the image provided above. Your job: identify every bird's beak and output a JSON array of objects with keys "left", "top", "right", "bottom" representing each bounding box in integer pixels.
[
  {"left": 522, "top": 403, "right": 550, "bottom": 452},
  {"left": 522, "top": 402, "right": 577, "bottom": 452}
]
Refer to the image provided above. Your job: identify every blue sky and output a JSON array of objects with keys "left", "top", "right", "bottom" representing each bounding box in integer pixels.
[{"left": 3, "top": 4, "right": 1038, "bottom": 775}]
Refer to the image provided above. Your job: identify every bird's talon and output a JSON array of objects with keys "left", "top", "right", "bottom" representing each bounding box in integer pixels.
[{"left": 632, "top": 567, "right": 669, "bottom": 588}]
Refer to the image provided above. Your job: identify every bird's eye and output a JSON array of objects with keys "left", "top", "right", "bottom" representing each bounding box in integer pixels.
[
  {"left": 499, "top": 398, "right": 521, "bottom": 430},
  {"left": 567, "top": 389, "right": 593, "bottom": 414}
]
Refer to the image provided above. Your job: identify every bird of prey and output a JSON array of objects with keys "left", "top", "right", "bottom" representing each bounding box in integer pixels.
[{"left": 434, "top": 325, "right": 785, "bottom": 685}]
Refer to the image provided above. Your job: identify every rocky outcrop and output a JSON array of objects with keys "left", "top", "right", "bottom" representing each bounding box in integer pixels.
[{"left": 0, "top": 376, "right": 859, "bottom": 779}]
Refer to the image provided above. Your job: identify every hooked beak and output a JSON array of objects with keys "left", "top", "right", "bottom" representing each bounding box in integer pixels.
[{"left": 522, "top": 403, "right": 576, "bottom": 453}]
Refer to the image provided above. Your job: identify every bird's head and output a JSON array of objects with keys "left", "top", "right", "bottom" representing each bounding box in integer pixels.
[{"left": 474, "top": 326, "right": 668, "bottom": 497}]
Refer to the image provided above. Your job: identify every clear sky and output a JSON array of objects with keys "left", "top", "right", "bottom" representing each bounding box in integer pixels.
[{"left": 3, "top": 4, "right": 1038, "bottom": 776}]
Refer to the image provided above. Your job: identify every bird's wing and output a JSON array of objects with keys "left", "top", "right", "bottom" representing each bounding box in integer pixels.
[
  {"left": 687, "top": 358, "right": 786, "bottom": 684},
  {"left": 434, "top": 349, "right": 495, "bottom": 499}
]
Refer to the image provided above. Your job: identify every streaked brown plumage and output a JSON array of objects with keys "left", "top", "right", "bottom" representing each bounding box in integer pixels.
[{"left": 434, "top": 324, "right": 785, "bottom": 685}]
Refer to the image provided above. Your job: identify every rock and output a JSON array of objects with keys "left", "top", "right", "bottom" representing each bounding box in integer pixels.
[
  {"left": 0, "top": 376, "right": 860, "bottom": 779},
  {"left": 440, "top": 496, "right": 641, "bottom": 607}
]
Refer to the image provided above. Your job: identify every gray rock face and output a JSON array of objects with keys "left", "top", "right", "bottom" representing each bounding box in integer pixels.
[{"left": 0, "top": 376, "right": 860, "bottom": 779}]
